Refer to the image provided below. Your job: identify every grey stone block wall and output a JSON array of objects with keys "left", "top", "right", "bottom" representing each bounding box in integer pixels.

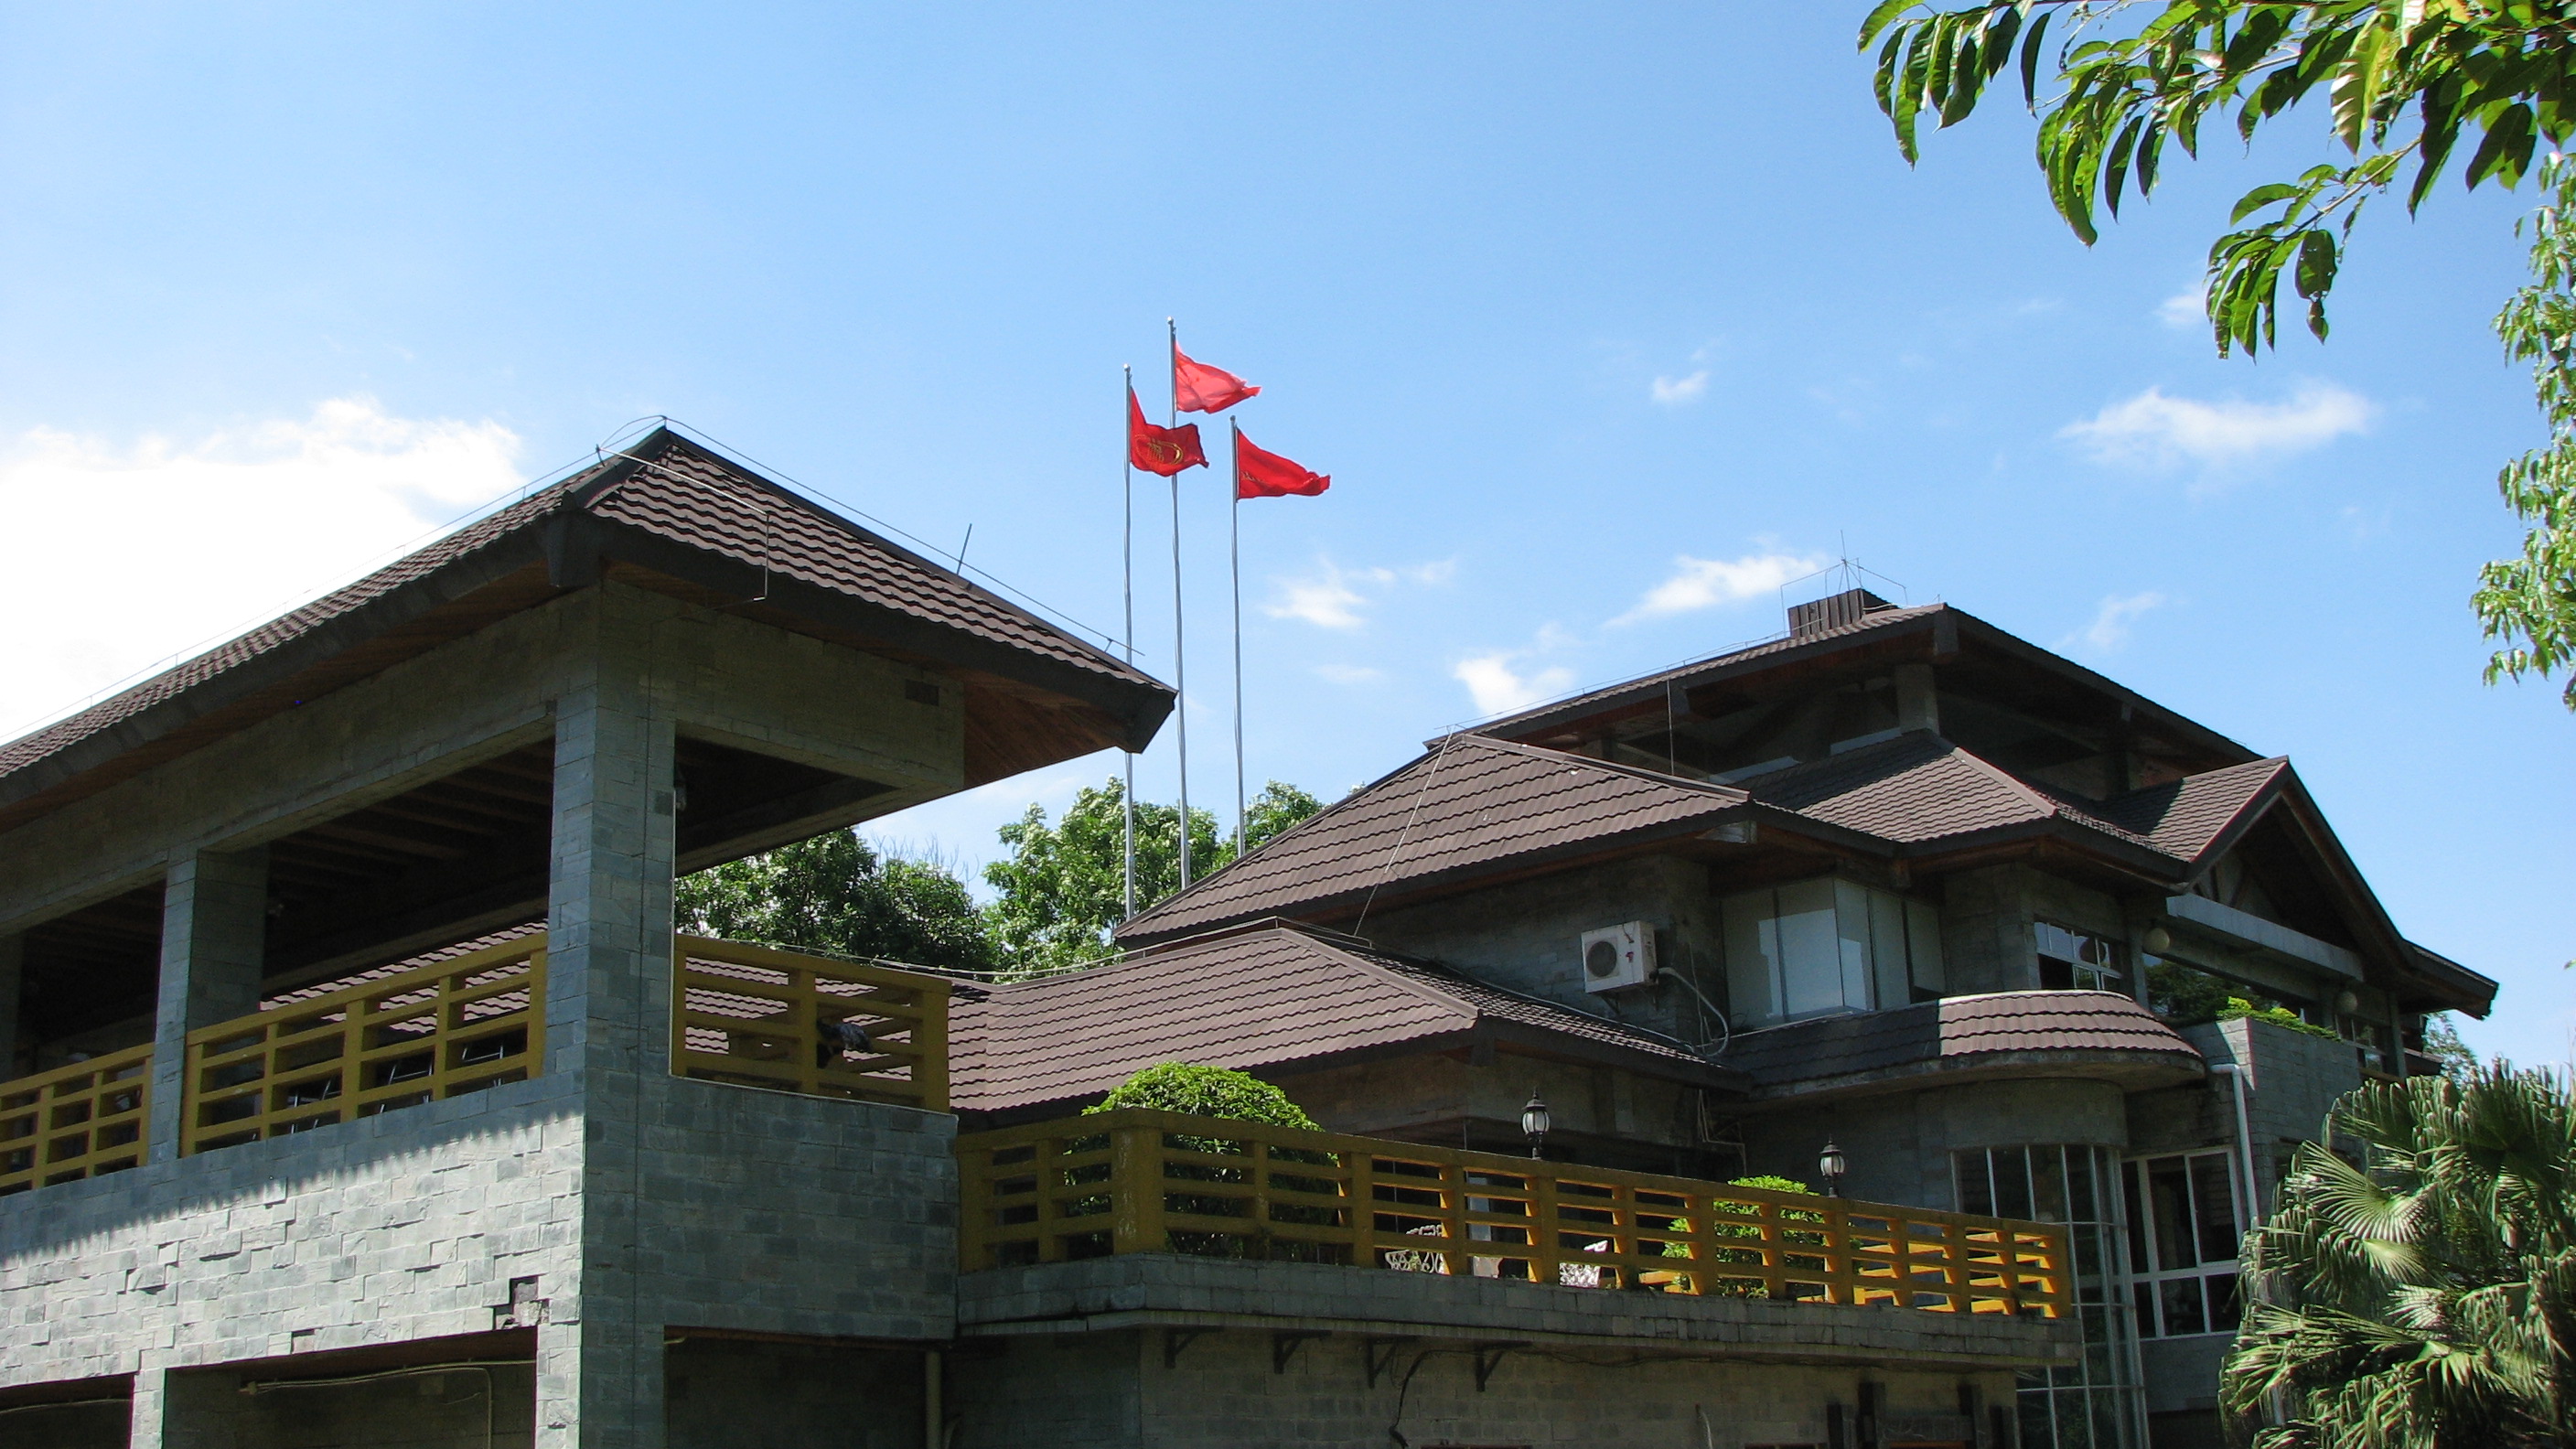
[
  {"left": 665, "top": 1336, "right": 923, "bottom": 1449},
  {"left": 1358, "top": 853, "right": 1724, "bottom": 1046},
  {"left": 2182, "top": 1018, "right": 2361, "bottom": 1217},
  {"left": 951, "top": 1325, "right": 2019, "bottom": 1449},
  {"left": 2, "top": 1080, "right": 584, "bottom": 1392}
]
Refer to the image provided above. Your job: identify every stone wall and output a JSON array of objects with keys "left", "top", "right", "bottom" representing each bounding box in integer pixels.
[
  {"left": 1733, "top": 1077, "right": 2131, "bottom": 1210},
  {"left": 952, "top": 1326, "right": 2017, "bottom": 1449},
  {"left": 664, "top": 1336, "right": 923, "bottom": 1449},
  {"left": 1358, "top": 854, "right": 1722, "bottom": 1046}
]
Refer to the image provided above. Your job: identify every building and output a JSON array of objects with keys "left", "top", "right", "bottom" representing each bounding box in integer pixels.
[
  {"left": 0, "top": 429, "right": 2492, "bottom": 1449},
  {"left": 1044, "top": 585, "right": 2492, "bottom": 1449}
]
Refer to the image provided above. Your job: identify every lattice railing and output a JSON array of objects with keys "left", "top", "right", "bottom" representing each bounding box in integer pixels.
[
  {"left": 956, "top": 1109, "right": 2068, "bottom": 1315},
  {"left": 672, "top": 935, "right": 949, "bottom": 1111},
  {"left": 183, "top": 936, "right": 545, "bottom": 1154},
  {"left": 0, "top": 1045, "right": 152, "bottom": 1195}
]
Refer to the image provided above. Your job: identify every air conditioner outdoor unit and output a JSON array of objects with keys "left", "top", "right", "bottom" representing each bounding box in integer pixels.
[{"left": 1579, "top": 921, "right": 1657, "bottom": 993}]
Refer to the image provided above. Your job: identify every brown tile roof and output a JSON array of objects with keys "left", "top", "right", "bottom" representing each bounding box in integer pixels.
[
  {"left": 1720, "top": 990, "right": 2205, "bottom": 1093},
  {"left": 949, "top": 922, "right": 1732, "bottom": 1117},
  {"left": 584, "top": 432, "right": 1143, "bottom": 683},
  {"left": 1115, "top": 736, "right": 1749, "bottom": 943},
  {"left": 0, "top": 428, "right": 1166, "bottom": 813},
  {"left": 1744, "top": 731, "right": 2171, "bottom": 856},
  {"left": 2087, "top": 757, "right": 2289, "bottom": 863}
]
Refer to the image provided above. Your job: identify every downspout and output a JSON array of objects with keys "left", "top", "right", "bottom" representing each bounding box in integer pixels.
[{"left": 2209, "top": 1062, "right": 2262, "bottom": 1221}]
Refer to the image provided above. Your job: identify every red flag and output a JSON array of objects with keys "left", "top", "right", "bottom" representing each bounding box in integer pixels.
[
  {"left": 1233, "top": 426, "right": 1329, "bottom": 499},
  {"left": 1128, "top": 387, "right": 1207, "bottom": 476},
  {"left": 1173, "top": 345, "right": 1261, "bottom": 414}
]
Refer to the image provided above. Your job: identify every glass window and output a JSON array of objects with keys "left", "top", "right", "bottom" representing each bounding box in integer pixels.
[
  {"left": 2124, "top": 1148, "right": 2243, "bottom": 1339},
  {"left": 1717, "top": 878, "right": 1946, "bottom": 1027},
  {"left": 1958, "top": 1144, "right": 2143, "bottom": 1449},
  {"left": 2036, "top": 922, "right": 2124, "bottom": 993}
]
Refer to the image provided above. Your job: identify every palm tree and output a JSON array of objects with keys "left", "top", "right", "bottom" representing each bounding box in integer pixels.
[{"left": 2222, "top": 1065, "right": 2576, "bottom": 1448}]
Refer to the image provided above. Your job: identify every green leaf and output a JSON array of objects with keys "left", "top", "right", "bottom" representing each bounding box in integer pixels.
[
  {"left": 2231, "top": 181, "right": 2305, "bottom": 224},
  {"left": 2295, "top": 228, "right": 2340, "bottom": 298},
  {"left": 2469, "top": 102, "right": 2538, "bottom": 190},
  {"left": 1857, "top": 0, "right": 1918, "bottom": 50},
  {"left": 2018, "top": 9, "right": 2050, "bottom": 106}
]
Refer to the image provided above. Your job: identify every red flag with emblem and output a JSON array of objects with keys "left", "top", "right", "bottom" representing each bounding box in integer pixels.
[
  {"left": 1232, "top": 425, "right": 1329, "bottom": 499},
  {"left": 1173, "top": 345, "right": 1261, "bottom": 414},
  {"left": 1128, "top": 387, "right": 1207, "bottom": 476}
]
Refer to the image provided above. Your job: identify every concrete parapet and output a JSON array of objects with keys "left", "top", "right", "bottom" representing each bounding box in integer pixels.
[{"left": 956, "top": 1252, "right": 2080, "bottom": 1370}]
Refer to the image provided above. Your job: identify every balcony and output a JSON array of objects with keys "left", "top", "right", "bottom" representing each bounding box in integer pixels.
[
  {"left": 1, "top": 930, "right": 950, "bottom": 1197},
  {"left": 956, "top": 1108, "right": 2070, "bottom": 1316}
]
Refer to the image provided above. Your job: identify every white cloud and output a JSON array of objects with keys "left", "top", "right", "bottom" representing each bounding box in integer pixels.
[
  {"left": 2067, "top": 592, "right": 2166, "bottom": 652},
  {"left": 1650, "top": 370, "right": 1709, "bottom": 406},
  {"left": 1263, "top": 555, "right": 1455, "bottom": 630},
  {"left": 0, "top": 397, "right": 524, "bottom": 738},
  {"left": 1454, "top": 653, "right": 1575, "bottom": 716},
  {"left": 1615, "top": 550, "right": 1830, "bottom": 625},
  {"left": 2157, "top": 284, "right": 2207, "bottom": 328},
  {"left": 2060, "top": 382, "right": 2373, "bottom": 469},
  {"left": 1313, "top": 663, "right": 1383, "bottom": 685}
]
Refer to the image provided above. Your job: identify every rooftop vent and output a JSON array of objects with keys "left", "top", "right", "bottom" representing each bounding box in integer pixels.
[{"left": 1787, "top": 587, "right": 1894, "bottom": 639}]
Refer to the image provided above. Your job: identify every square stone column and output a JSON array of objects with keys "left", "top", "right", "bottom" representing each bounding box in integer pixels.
[
  {"left": 0, "top": 931, "right": 22, "bottom": 1079},
  {"left": 538, "top": 641, "right": 677, "bottom": 1449},
  {"left": 145, "top": 846, "right": 269, "bottom": 1162}
]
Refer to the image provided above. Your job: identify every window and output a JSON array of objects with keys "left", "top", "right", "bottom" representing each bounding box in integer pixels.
[
  {"left": 1954, "top": 1145, "right": 2142, "bottom": 1449},
  {"left": 2035, "top": 922, "right": 2123, "bottom": 993},
  {"left": 1720, "top": 879, "right": 1944, "bottom": 1027},
  {"left": 2121, "top": 1150, "right": 2242, "bottom": 1339}
]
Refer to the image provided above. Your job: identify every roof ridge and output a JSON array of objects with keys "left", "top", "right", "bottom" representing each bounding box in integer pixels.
[{"left": 1457, "top": 733, "right": 1753, "bottom": 800}]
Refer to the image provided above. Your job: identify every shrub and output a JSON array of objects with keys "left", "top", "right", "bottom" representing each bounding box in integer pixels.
[
  {"left": 2217, "top": 996, "right": 2342, "bottom": 1041},
  {"left": 1085, "top": 1062, "right": 1317, "bottom": 1129}
]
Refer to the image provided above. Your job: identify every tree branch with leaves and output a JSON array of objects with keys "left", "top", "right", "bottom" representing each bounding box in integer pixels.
[{"left": 1861, "top": 0, "right": 2576, "bottom": 705}]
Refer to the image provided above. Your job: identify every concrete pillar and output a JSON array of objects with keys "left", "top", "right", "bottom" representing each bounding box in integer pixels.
[
  {"left": 145, "top": 847, "right": 269, "bottom": 1162},
  {"left": 127, "top": 1363, "right": 246, "bottom": 1449},
  {"left": 1894, "top": 663, "right": 1938, "bottom": 735},
  {"left": 0, "top": 931, "right": 22, "bottom": 1079},
  {"left": 539, "top": 639, "right": 677, "bottom": 1449}
]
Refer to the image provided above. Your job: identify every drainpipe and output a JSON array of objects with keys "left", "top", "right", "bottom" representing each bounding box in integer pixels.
[{"left": 2209, "top": 1063, "right": 2262, "bottom": 1221}]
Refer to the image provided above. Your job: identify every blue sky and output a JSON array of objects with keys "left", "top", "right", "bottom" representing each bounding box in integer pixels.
[{"left": 0, "top": 5, "right": 2566, "bottom": 1065}]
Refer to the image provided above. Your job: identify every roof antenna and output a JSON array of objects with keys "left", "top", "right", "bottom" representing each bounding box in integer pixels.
[{"left": 953, "top": 523, "right": 973, "bottom": 574}]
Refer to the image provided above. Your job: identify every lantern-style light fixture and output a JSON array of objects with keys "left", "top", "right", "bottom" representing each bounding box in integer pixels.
[
  {"left": 1818, "top": 1139, "right": 1848, "bottom": 1197},
  {"left": 1521, "top": 1093, "right": 1551, "bottom": 1160}
]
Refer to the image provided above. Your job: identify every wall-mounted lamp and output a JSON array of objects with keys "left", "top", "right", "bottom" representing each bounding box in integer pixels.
[
  {"left": 1818, "top": 1139, "right": 1848, "bottom": 1197},
  {"left": 2141, "top": 926, "right": 2172, "bottom": 956},
  {"left": 1521, "top": 1093, "right": 1551, "bottom": 1160}
]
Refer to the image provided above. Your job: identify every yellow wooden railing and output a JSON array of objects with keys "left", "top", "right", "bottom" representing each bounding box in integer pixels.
[
  {"left": 183, "top": 936, "right": 545, "bottom": 1154},
  {"left": 956, "top": 1110, "right": 2069, "bottom": 1316},
  {"left": 0, "top": 1045, "right": 152, "bottom": 1195},
  {"left": 672, "top": 935, "right": 950, "bottom": 1111}
]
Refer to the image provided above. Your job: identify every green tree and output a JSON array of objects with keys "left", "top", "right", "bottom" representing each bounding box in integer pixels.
[
  {"left": 1085, "top": 1060, "right": 1318, "bottom": 1129},
  {"left": 1858, "top": 1, "right": 2576, "bottom": 706},
  {"left": 2221, "top": 1065, "right": 2576, "bottom": 1447},
  {"left": 980, "top": 778, "right": 1324, "bottom": 979},
  {"left": 676, "top": 829, "right": 999, "bottom": 974}
]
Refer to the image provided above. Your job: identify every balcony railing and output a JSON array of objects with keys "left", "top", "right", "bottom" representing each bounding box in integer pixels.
[
  {"left": 184, "top": 936, "right": 546, "bottom": 1154},
  {"left": 0, "top": 929, "right": 957, "bottom": 1196},
  {"left": 0, "top": 1044, "right": 152, "bottom": 1196},
  {"left": 672, "top": 935, "right": 950, "bottom": 1112},
  {"left": 957, "top": 1109, "right": 2070, "bottom": 1316}
]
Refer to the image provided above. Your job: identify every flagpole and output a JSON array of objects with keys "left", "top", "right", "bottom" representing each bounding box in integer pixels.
[
  {"left": 1168, "top": 318, "right": 1191, "bottom": 891},
  {"left": 1229, "top": 418, "right": 1247, "bottom": 855},
  {"left": 1121, "top": 365, "right": 1137, "bottom": 920}
]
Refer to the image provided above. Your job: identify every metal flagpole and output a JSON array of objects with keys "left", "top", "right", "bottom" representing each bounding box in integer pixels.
[
  {"left": 1121, "top": 365, "right": 1137, "bottom": 919},
  {"left": 1229, "top": 419, "right": 1247, "bottom": 855},
  {"left": 1168, "top": 318, "right": 1191, "bottom": 890}
]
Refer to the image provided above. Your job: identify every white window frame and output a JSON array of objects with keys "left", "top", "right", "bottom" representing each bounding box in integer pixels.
[{"left": 2122, "top": 1147, "right": 2245, "bottom": 1339}]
